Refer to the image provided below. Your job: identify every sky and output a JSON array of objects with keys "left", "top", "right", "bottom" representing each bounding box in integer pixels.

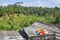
[{"left": 0, "top": 0, "right": 60, "bottom": 7}]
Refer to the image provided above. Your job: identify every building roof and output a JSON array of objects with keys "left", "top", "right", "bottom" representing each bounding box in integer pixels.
[{"left": 24, "top": 21, "right": 60, "bottom": 39}]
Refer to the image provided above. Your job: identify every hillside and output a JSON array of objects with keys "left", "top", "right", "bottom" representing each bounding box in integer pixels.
[
  {"left": 0, "top": 14, "right": 46, "bottom": 30},
  {"left": 0, "top": 3, "right": 60, "bottom": 30}
]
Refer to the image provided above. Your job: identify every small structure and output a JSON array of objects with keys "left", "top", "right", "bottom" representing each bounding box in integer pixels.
[
  {"left": 23, "top": 21, "right": 60, "bottom": 40},
  {"left": 20, "top": 22, "right": 55, "bottom": 40}
]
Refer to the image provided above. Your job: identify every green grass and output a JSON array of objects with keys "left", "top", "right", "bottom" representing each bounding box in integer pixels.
[{"left": 0, "top": 14, "right": 55, "bottom": 31}]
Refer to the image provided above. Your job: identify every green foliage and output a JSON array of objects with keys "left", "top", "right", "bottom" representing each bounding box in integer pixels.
[
  {"left": 0, "top": 3, "right": 60, "bottom": 30},
  {"left": 0, "top": 14, "right": 41, "bottom": 30},
  {"left": 0, "top": 20, "right": 11, "bottom": 30},
  {"left": 53, "top": 17, "right": 60, "bottom": 24}
]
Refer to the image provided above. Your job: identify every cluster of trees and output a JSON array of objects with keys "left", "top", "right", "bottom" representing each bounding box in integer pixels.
[
  {"left": 0, "top": 2, "right": 60, "bottom": 30},
  {"left": 0, "top": 3, "right": 60, "bottom": 17}
]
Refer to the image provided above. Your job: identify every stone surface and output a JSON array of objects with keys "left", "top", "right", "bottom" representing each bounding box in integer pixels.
[
  {"left": 24, "top": 22, "right": 60, "bottom": 40},
  {"left": 0, "top": 31, "right": 24, "bottom": 40}
]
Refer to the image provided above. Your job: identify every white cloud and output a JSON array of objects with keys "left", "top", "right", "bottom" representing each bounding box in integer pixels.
[
  {"left": 21, "top": 0, "right": 44, "bottom": 7},
  {"left": 1, "top": 0, "right": 60, "bottom": 7},
  {"left": 3, "top": 3, "right": 9, "bottom": 6},
  {"left": 49, "top": 0, "right": 60, "bottom": 7},
  {"left": 21, "top": 2, "right": 33, "bottom": 7},
  {"left": 21, "top": 0, "right": 60, "bottom": 7}
]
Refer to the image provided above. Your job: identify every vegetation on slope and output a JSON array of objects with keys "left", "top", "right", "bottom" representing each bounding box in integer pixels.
[{"left": 0, "top": 2, "right": 60, "bottom": 30}]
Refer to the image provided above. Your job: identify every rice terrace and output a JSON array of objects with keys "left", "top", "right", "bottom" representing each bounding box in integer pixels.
[{"left": 0, "top": 0, "right": 60, "bottom": 40}]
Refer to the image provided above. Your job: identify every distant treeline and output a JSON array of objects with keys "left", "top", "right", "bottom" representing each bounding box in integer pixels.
[{"left": 0, "top": 2, "right": 60, "bottom": 24}]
